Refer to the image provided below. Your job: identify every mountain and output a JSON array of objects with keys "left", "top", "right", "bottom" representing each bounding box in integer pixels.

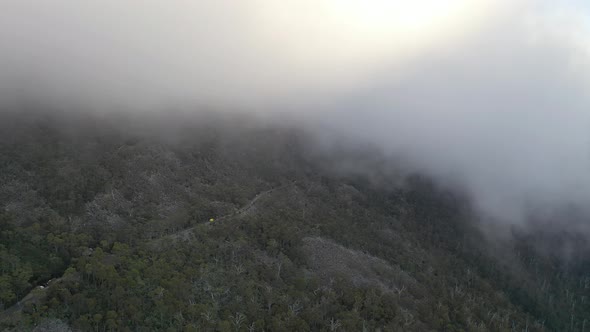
[{"left": 0, "top": 111, "right": 588, "bottom": 331}]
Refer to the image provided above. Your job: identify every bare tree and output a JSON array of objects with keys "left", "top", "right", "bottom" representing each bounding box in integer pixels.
[
  {"left": 231, "top": 312, "right": 246, "bottom": 332},
  {"left": 329, "top": 318, "right": 341, "bottom": 331},
  {"left": 288, "top": 300, "right": 302, "bottom": 316},
  {"left": 394, "top": 285, "right": 406, "bottom": 298}
]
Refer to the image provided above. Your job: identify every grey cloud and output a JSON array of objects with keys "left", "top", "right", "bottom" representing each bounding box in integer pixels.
[
  {"left": 321, "top": 9, "right": 590, "bottom": 225},
  {"left": 1, "top": 1, "right": 590, "bottom": 231}
]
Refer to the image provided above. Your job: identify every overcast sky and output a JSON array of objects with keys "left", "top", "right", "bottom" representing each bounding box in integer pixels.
[{"left": 1, "top": 0, "right": 590, "bottom": 229}]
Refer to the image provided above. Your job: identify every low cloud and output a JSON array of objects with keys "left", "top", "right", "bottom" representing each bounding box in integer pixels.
[{"left": 1, "top": 1, "right": 590, "bottom": 231}]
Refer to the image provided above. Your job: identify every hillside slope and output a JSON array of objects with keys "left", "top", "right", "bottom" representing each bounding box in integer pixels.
[{"left": 1, "top": 112, "right": 589, "bottom": 331}]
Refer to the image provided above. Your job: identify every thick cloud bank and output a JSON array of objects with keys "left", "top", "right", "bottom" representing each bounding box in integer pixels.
[{"left": 1, "top": 1, "right": 590, "bottom": 229}]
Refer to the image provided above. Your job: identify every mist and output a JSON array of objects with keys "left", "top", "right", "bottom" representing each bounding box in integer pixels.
[{"left": 2, "top": 1, "right": 590, "bottom": 233}]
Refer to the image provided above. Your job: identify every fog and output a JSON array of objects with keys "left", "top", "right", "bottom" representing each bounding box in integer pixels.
[{"left": 2, "top": 1, "right": 590, "bottom": 231}]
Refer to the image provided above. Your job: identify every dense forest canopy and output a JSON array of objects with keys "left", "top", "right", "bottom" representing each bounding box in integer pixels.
[{"left": 0, "top": 111, "right": 588, "bottom": 331}]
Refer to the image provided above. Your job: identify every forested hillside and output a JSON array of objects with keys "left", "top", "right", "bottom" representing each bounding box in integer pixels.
[{"left": 1, "top": 112, "right": 589, "bottom": 331}]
